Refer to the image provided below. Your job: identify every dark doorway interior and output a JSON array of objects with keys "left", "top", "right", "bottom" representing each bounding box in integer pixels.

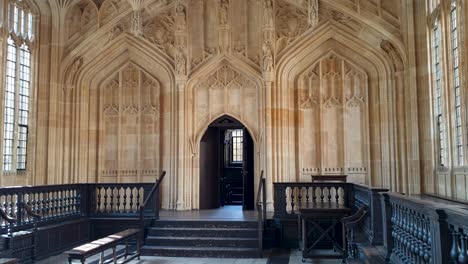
[{"left": 199, "top": 115, "right": 254, "bottom": 210}]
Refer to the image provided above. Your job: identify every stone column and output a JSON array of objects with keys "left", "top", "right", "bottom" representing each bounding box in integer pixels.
[
  {"left": 262, "top": 0, "right": 275, "bottom": 211},
  {"left": 174, "top": 1, "right": 189, "bottom": 210}
]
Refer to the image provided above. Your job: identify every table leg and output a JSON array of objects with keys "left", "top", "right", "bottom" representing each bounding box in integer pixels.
[
  {"left": 112, "top": 246, "right": 117, "bottom": 264},
  {"left": 100, "top": 251, "right": 104, "bottom": 263},
  {"left": 125, "top": 241, "right": 129, "bottom": 259},
  {"left": 137, "top": 237, "right": 141, "bottom": 260}
]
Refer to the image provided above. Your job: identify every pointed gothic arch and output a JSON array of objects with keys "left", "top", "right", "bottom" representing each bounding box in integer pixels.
[{"left": 272, "top": 23, "right": 417, "bottom": 192}]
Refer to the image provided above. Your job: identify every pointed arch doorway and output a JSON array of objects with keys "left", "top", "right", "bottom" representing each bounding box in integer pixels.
[{"left": 199, "top": 115, "right": 255, "bottom": 210}]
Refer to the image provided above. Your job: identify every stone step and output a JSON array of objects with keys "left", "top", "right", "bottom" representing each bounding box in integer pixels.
[
  {"left": 151, "top": 220, "right": 257, "bottom": 229},
  {"left": 145, "top": 236, "right": 258, "bottom": 248},
  {"left": 141, "top": 245, "right": 260, "bottom": 258},
  {"left": 147, "top": 227, "right": 258, "bottom": 238}
]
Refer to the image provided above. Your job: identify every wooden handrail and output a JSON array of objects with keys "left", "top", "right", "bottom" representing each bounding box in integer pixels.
[
  {"left": 0, "top": 208, "right": 17, "bottom": 225},
  {"left": 256, "top": 170, "right": 265, "bottom": 257},
  {"left": 138, "top": 171, "right": 166, "bottom": 252},
  {"left": 20, "top": 202, "right": 41, "bottom": 220},
  {"left": 141, "top": 171, "right": 166, "bottom": 210}
]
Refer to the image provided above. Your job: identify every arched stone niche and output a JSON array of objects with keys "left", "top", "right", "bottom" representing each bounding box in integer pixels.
[
  {"left": 276, "top": 26, "right": 396, "bottom": 188},
  {"left": 296, "top": 52, "right": 369, "bottom": 183},
  {"left": 99, "top": 63, "right": 161, "bottom": 183},
  {"left": 187, "top": 61, "right": 264, "bottom": 210}
]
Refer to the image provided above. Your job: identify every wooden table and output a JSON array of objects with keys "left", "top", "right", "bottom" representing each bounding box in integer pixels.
[{"left": 298, "top": 202, "right": 351, "bottom": 262}]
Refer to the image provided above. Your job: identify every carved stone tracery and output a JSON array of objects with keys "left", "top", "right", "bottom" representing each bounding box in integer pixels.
[{"left": 101, "top": 63, "right": 161, "bottom": 180}]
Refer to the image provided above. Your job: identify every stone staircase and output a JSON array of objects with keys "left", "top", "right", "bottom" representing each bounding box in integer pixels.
[{"left": 141, "top": 220, "right": 260, "bottom": 258}]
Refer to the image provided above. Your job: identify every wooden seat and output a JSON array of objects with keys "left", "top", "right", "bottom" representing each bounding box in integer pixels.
[
  {"left": 65, "top": 229, "right": 140, "bottom": 264},
  {"left": 341, "top": 207, "right": 368, "bottom": 259}
]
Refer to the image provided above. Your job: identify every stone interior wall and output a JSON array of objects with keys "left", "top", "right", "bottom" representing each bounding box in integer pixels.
[{"left": 1, "top": 0, "right": 459, "bottom": 209}]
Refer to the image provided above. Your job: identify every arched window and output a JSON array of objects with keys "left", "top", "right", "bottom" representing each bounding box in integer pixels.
[
  {"left": 2, "top": 0, "right": 34, "bottom": 172},
  {"left": 428, "top": 0, "right": 466, "bottom": 169},
  {"left": 449, "top": 0, "right": 463, "bottom": 166},
  {"left": 431, "top": 19, "right": 447, "bottom": 167}
]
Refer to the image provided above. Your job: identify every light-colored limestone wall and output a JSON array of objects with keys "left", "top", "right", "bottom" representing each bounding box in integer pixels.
[{"left": 0, "top": 0, "right": 429, "bottom": 210}]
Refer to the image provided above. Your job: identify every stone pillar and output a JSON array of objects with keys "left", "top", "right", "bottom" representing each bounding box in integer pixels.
[
  {"left": 262, "top": 0, "right": 275, "bottom": 211},
  {"left": 174, "top": 1, "right": 189, "bottom": 210}
]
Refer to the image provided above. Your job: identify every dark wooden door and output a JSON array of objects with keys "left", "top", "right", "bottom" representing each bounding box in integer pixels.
[
  {"left": 199, "top": 127, "right": 220, "bottom": 209},
  {"left": 242, "top": 128, "right": 255, "bottom": 210}
]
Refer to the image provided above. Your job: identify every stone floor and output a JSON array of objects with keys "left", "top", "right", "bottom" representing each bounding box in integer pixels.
[{"left": 37, "top": 249, "right": 347, "bottom": 264}]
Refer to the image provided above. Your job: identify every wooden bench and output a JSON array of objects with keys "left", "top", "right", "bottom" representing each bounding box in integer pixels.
[
  {"left": 0, "top": 259, "right": 17, "bottom": 264},
  {"left": 65, "top": 229, "right": 140, "bottom": 264}
]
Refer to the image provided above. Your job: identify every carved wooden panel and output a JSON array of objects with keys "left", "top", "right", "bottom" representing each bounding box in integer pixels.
[
  {"left": 298, "top": 53, "right": 369, "bottom": 183},
  {"left": 100, "top": 63, "right": 160, "bottom": 183}
]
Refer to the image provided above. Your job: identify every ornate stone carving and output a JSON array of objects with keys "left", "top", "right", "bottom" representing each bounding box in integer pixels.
[
  {"left": 107, "top": 24, "right": 124, "bottom": 43},
  {"left": 262, "top": 42, "right": 274, "bottom": 72},
  {"left": 276, "top": 0, "right": 308, "bottom": 53},
  {"left": 143, "top": 10, "right": 176, "bottom": 58},
  {"left": 175, "top": 3, "right": 187, "bottom": 31},
  {"left": 199, "top": 65, "right": 254, "bottom": 91},
  {"left": 175, "top": 48, "right": 187, "bottom": 76},
  {"left": 381, "top": 39, "right": 404, "bottom": 72},
  {"left": 64, "top": 56, "right": 83, "bottom": 91},
  {"left": 325, "top": 9, "right": 363, "bottom": 33},
  {"left": 300, "top": 71, "right": 319, "bottom": 109},
  {"left": 218, "top": 0, "right": 230, "bottom": 26},
  {"left": 263, "top": 0, "right": 274, "bottom": 28},
  {"left": 131, "top": 10, "right": 142, "bottom": 36},
  {"left": 308, "top": 0, "right": 318, "bottom": 28}
]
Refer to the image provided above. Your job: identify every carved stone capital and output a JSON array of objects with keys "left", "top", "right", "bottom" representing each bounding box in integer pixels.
[{"left": 380, "top": 39, "right": 404, "bottom": 72}]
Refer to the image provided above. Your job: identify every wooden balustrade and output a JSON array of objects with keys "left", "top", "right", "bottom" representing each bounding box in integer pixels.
[
  {"left": 0, "top": 182, "right": 160, "bottom": 235},
  {"left": 380, "top": 193, "right": 468, "bottom": 264},
  {"left": 273, "top": 182, "right": 388, "bottom": 248},
  {"left": 90, "top": 183, "right": 153, "bottom": 216},
  {"left": 445, "top": 207, "right": 468, "bottom": 264},
  {"left": 273, "top": 182, "right": 353, "bottom": 219}
]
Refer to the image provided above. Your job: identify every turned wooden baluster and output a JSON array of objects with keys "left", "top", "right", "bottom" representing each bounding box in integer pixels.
[
  {"left": 297, "top": 187, "right": 302, "bottom": 209},
  {"left": 116, "top": 188, "right": 121, "bottom": 213},
  {"left": 334, "top": 187, "right": 339, "bottom": 204},
  {"left": 312, "top": 187, "right": 317, "bottom": 203},
  {"left": 451, "top": 230, "right": 460, "bottom": 263},
  {"left": 320, "top": 187, "right": 324, "bottom": 203},
  {"left": 327, "top": 187, "right": 332, "bottom": 203},
  {"left": 110, "top": 187, "right": 115, "bottom": 213},
  {"left": 103, "top": 187, "right": 108, "bottom": 212},
  {"left": 97, "top": 188, "right": 102, "bottom": 212},
  {"left": 459, "top": 234, "right": 468, "bottom": 264},
  {"left": 290, "top": 187, "right": 295, "bottom": 212},
  {"left": 136, "top": 187, "right": 141, "bottom": 213},
  {"left": 123, "top": 187, "right": 128, "bottom": 213},
  {"left": 305, "top": 187, "right": 310, "bottom": 205},
  {"left": 129, "top": 188, "right": 134, "bottom": 212}
]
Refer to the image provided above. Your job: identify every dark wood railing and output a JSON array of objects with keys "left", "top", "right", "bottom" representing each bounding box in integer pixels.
[
  {"left": 90, "top": 183, "right": 154, "bottom": 216},
  {"left": 0, "top": 177, "right": 164, "bottom": 235},
  {"left": 381, "top": 192, "right": 468, "bottom": 264},
  {"left": 273, "top": 182, "right": 388, "bottom": 247},
  {"left": 446, "top": 207, "right": 468, "bottom": 264},
  {"left": 139, "top": 171, "right": 166, "bottom": 248},
  {"left": 273, "top": 182, "right": 353, "bottom": 219},
  {"left": 256, "top": 170, "right": 266, "bottom": 257}
]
